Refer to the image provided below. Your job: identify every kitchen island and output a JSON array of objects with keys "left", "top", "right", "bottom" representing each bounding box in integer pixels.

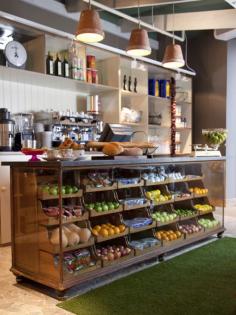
[{"left": 4, "top": 156, "right": 225, "bottom": 296}]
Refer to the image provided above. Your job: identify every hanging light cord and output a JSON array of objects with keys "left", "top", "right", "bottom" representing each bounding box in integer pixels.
[{"left": 184, "top": 32, "right": 196, "bottom": 74}]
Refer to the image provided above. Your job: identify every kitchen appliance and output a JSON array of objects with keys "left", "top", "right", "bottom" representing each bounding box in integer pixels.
[
  {"left": 0, "top": 108, "right": 15, "bottom": 151},
  {"left": 99, "top": 124, "right": 133, "bottom": 142},
  {"left": 13, "top": 113, "right": 35, "bottom": 150},
  {"left": 86, "top": 95, "right": 100, "bottom": 115}
]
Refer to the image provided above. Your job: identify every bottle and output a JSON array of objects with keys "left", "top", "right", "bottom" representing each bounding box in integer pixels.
[
  {"left": 46, "top": 51, "right": 54, "bottom": 75},
  {"left": 54, "top": 54, "right": 62, "bottom": 77},
  {"left": 62, "top": 56, "right": 69, "bottom": 78}
]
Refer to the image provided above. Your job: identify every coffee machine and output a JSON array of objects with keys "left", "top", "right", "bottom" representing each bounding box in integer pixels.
[
  {"left": 13, "top": 113, "right": 35, "bottom": 150},
  {"left": 0, "top": 108, "right": 15, "bottom": 151}
]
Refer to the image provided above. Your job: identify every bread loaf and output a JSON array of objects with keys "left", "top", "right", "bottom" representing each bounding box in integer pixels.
[{"left": 102, "top": 143, "right": 124, "bottom": 156}]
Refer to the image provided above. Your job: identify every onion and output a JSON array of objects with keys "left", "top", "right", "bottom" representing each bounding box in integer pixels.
[
  {"left": 114, "top": 251, "right": 121, "bottom": 259},
  {"left": 107, "top": 253, "right": 115, "bottom": 261},
  {"left": 102, "top": 255, "right": 108, "bottom": 261}
]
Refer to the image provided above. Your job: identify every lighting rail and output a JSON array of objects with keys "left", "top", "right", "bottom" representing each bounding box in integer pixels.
[
  {"left": 0, "top": 10, "right": 195, "bottom": 76},
  {"left": 81, "top": 0, "right": 185, "bottom": 42}
]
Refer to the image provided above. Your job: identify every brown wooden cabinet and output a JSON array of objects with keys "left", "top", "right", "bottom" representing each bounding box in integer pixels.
[{"left": 6, "top": 157, "right": 225, "bottom": 296}]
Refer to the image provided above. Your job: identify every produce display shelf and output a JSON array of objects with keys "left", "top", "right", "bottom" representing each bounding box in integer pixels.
[
  {"left": 152, "top": 199, "right": 173, "bottom": 206},
  {"left": 38, "top": 190, "right": 83, "bottom": 200},
  {"left": 40, "top": 237, "right": 95, "bottom": 254},
  {"left": 101, "top": 251, "right": 134, "bottom": 267},
  {"left": 174, "top": 195, "right": 193, "bottom": 202},
  {"left": 39, "top": 212, "right": 89, "bottom": 227},
  {"left": 129, "top": 222, "right": 156, "bottom": 234},
  {"left": 88, "top": 205, "right": 123, "bottom": 217},
  {"left": 197, "top": 209, "right": 215, "bottom": 216},
  {"left": 95, "top": 229, "right": 129, "bottom": 243},
  {"left": 184, "top": 230, "right": 205, "bottom": 240},
  {"left": 133, "top": 243, "right": 162, "bottom": 256},
  {"left": 84, "top": 182, "right": 118, "bottom": 193},
  {"left": 160, "top": 234, "right": 185, "bottom": 247},
  {"left": 117, "top": 180, "right": 144, "bottom": 189},
  {"left": 178, "top": 213, "right": 198, "bottom": 221},
  {"left": 156, "top": 218, "right": 179, "bottom": 227},
  {"left": 193, "top": 193, "right": 208, "bottom": 198},
  {"left": 123, "top": 201, "right": 150, "bottom": 211}
]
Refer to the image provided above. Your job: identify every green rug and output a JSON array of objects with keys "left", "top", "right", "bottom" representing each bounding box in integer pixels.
[{"left": 58, "top": 238, "right": 236, "bottom": 315}]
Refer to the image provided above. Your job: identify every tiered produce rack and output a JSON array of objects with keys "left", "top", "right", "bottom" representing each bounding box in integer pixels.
[{"left": 6, "top": 157, "right": 225, "bottom": 297}]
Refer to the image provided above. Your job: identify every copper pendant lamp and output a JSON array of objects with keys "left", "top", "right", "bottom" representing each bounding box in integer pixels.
[
  {"left": 126, "top": 1, "right": 151, "bottom": 57},
  {"left": 162, "top": 4, "right": 185, "bottom": 69},
  {"left": 76, "top": 2, "right": 104, "bottom": 44},
  {"left": 127, "top": 28, "right": 151, "bottom": 57},
  {"left": 162, "top": 43, "right": 185, "bottom": 69}
]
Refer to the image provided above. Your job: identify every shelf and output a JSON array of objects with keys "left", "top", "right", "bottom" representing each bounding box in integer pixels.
[
  {"left": 193, "top": 193, "right": 208, "bottom": 199},
  {"left": 117, "top": 179, "right": 144, "bottom": 189},
  {"left": 121, "top": 90, "right": 147, "bottom": 97},
  {"left": 152, "top": 199, "right": 173, "bottom": 206},
  {"left": 197, "top": 209, "right": 215, "bottom": 216},
  {"left": 148, "top": 95, "right": 170, "bottom": 103},
  {"left": 88, "top": 205, "right": 123, "bottom": 217},
  {"left": 161, "top": 234, "right": 185, "bottom": 247},
  {"left": 39, "top": 212, "right": 89, "bottom": 227},
  {"left": 148, "top": 125, "right": 171, "bottom": 128},
  {"left": 120, "top": 122, "right": 145, "bottom": 127},
  {"left": 0, "top": 65, "right": 118, "bottom": 95},
  {"left": 84, "top": 182, "right": 118, "bottom": 193},
  {"left": 95, "top": 229, "right": 129, "bottom": 243},
  {"left": 123, "top": 201, "right": 150, "bottom": 211},
  {"left": 174, "top": 195, "right": 193, "bottom": 202},
  {"left": 129, "top": 222, "right": 156, "bottom": 234},
  {"left": 155, "top": 218, "right": 179, "bottom": 227},
  {"left": 178, "top": 213, "right": 198, "bottom": 222},
  {"left": 176, "top": 127, "right": 192, "bottom": 131},
  {"left": 40, "top": 237, "right": 95, "bottom": 254},
  {"left": 144, "top": 176, "right": 203, "bottom": 186},
  {"left": 38, "top": 190, "right": 83, "bottom": 200}
]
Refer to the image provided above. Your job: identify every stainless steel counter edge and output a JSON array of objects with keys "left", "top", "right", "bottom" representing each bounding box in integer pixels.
[{"left": 2, "top": 156, "right": 226, "bottom": 168}]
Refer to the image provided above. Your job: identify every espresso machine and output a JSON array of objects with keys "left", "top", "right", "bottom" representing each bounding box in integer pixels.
[
  {"left": 13, "top": 113, "right": 35, "bottom": 150},
  {"left": 0, "top": 108, "right": 15, "bottom": 151}
]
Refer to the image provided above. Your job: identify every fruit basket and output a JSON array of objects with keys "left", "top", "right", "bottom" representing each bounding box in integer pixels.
[
  {"left": 129, "top": 230, "right": 161, "bottom": 256},
  {"left": 174, "top": 208, "right": 198, "bottom": 221},
  {"left": 123, "top": 208, "right": 156, "bottom": 234},
  {"left": 168, "top": 182, "right": 193, "bottom": 202},
  {"left": 198, "top": 217, "right": 221, "bottom": 231},
  {"left": 38, "top": 184, "right": 82, "bottom": 200},
  {"left": 144, "top": 185, "right": 173, "bottom": 206},
  {"left": 38, "top": 200, "right": 89, "bottom": 227},
  {"left": 188, "top": 186, "right": 208, "bottom": 198},
  {"left": 202, "top": 128, "right": 227, "bottom": 150},
  {"left": 83, "top": 190, "right": 123, "bottom": 217},
  {"left": 95, "top": 238, "right": 134, "bottom": 267},
  {"left": 115, "top": 168, "right": 143, "bottom": 189},
  {"left": 90, "top": 213, "right": 128, "bottom": 242},
  {"left": 151, "top": 205, "right": 179, "bottom": 227},
  {"left": 155, "top": 224, "right": 184, "bottom": 247},
  {"left": 116, "top": 186, "right": 150, "bottom": 211},
  {"left": 193, "top": 202, "right": 215, "bottom": 215},
  {"left": 178, "top": 220, "right": 205, "bottom": 239},
  {"left": 81, "top": 170, "right": 117, "bottom": 192},
  {"left": 39, "top": 220, "right": 95, "bottom": 254}
]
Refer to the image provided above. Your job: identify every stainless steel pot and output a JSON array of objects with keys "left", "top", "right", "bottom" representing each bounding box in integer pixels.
[{"left": 0, "top": 121, "right": 15, "bottom": 151}]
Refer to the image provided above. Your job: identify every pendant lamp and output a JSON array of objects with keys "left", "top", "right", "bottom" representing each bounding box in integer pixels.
[
  {"left": 126, "top": 1, "right": 151, "bottom": 57},
  {"left": 162, "top": 4, "right": 185, "bottom": 69},
  {"left": 76, "top": 1, "right": 104, "bottom": 43},
  {"left": 127, "top": 28, "right": 151, "bottom": 57},
  {"left": 162, "top": 43, "right": 185, "bottom": 68}
]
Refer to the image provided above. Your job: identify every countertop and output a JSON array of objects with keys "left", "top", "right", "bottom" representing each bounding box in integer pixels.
[{"left": 2, "top": 156, "right": 226, "bottom": 168}]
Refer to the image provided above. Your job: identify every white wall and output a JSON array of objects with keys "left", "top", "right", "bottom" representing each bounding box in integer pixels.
[
  {"left": 0, "top": 78, "right": 79, "bottom": 113},
  {"left": 226, "top": 39, "right": 236, "bottom": 206}
]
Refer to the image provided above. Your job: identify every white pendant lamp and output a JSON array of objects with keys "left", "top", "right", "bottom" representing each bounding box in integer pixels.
[{"left": 76, "top": 0, "right": 104, "bottom": 43}]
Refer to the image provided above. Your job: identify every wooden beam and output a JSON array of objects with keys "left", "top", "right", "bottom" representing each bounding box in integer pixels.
[{"left": 155, "top": 9, "right": 236, "bottom": 31}]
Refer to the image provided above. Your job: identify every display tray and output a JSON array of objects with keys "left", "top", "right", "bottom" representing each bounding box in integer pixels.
[
  {"left": 161, "top": 234, "right": 185, "bottom": 247},
  {"left": 64, "top": 261, "right": 102, "bottom": 280},
  {"left": 39, "top": 212, "right": 89, "bottom": 227},
  {"left": 152, "top": 199, "right": 173, "bottom": 206},
  {"left": 197, "top": 209, "right": 215, "bottom": 216},
  {"left": 117, "top": 179, "right": 144, "bottom": 189},
  {"left": 133, "top": 243, "right": 162, "bottom": 256},
  {"left": 84, "top": 182, "right": 118, "bottom": 193},
  {"left": 88, "top": 205, "right": 123, "bottom": 217},
  {"left": 174, "top": 195, "right": 193, "bottom": 202},
  {"left": 39, "top": 236, "right": 95, "bottom": 254},
  {"left": 95, "top": 228, "right": 129, "bottom": 243},
  {"left": 101, "top": 251, "right": 134, "bottom": 267},
  {"left": 155, "top": 217, "right": 179, "bottom": 227},
  {"left": 38, "top": 190, "right": 83, "bottom": 200},
  {"left": 178, "top": 213, "right": 198, "bottom": 221},
  {"left": 193, "top": 193, "right": 208, "bottom": 198},
  {"left": 129, "top": 222, "right": 156, "bottom": 234},
  {"left": 203, "top": 223, "right": 222, "bottom": 233},
  {"left": 184, "top": 229, "right": 205, "bottom": 240},
  {"left": 123, "top": 201, "right": 150, "bottom": 211}
]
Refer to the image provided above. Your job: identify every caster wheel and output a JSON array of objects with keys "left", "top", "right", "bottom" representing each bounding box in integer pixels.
[
  {"left": 56, "top": 290, "right": 66, "bottom": 300},
  {"left": 217, "top": 232, "right": 224, "bottom": 239},
  {"left": 16, "top": 275, "right": 25, "bottom": 283},
  {"left": 158, "top": 254, "right": 165, "bottom": 262}
]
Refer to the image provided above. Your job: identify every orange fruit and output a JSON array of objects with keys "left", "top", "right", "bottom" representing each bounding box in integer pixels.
[
  {"left": 92, "top": 228, "right": 99, "bottom": 236},
  {"left": 114, "top": 227, "right": 120, "bottom": 234},
  {"left": 100, "top": 228, "right": 109, "bottom": 237},
  {"left": 94, "top": 225, "right": 101, "bottom": 232},
  {"left": 108, "top": 228, "right": 115, "bottom": 236},
  {"left": 176, "top": 231, "right": 182, "bottom": 238},
  {"left": 118, "top": 225, "right": 126, "bottom": 233},
  {"left": 163, "top": 236, "right": 169, "bottom": 241}
]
